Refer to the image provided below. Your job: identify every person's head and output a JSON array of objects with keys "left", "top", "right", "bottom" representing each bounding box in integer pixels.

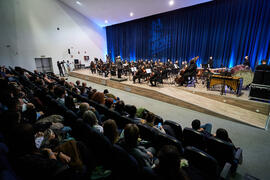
[
  {"left": 82, "top": 82, "right": 87, "bottom": 87},
  {"left": 76, "top": 80, "right": 81, "bottom": 86},
  {"left": 11, "top": 123, "right": 36, "bottom": 155},
  {"left": 157, "top": 145, "right": 181, "bottom": 171},
  {"left": 105, "top": 98, "right": 114, "bottom": 109},
  {"left": 245, "top": 56, "right": 248, "bottom": 60},
  {"left": 54, "top": 86, "right": 65, "bottom": 98},
  {"left": 103, "top": 119, "right": 119, "bottom": 144},
  {"left": 124, "top": 124, "right": 139, "bottom": 147},
  {"left": 191, "top": 119, "right": 201, "bottom": 130},
  {"left": 91, "top": 92, "right": 105, "bottom": 104},
  {"left": 114, "top": 100, "right": 125, "bottom": 114},
  {"left": 65, "top": 95, "right": 75, "bottom": 109},
  {"left": 125, "top": 105, "right": 137, "bottom": 118},
  {"left": 48, "top": 83, "right": 55, "bottom": 92},
  {"left": 104, "top": 89, "right": 109, "bottom": 94},
  {"left": 261, "top": 60, "right": 267, "bottom": 65},
  {"left": 210, "top": 56, "right": 213, "bottom": 59},
  {"left": 145, "top": 112, "right": 155, "bottom": 125},
  {"left": 215, "top": 128, "right": 229, "bottom": 142},
  {"left": 79, "top": 102, "right": 90, "bottom": 114},
  {"left": 82, "top": 110, "right": 98, "bottom": 127}
]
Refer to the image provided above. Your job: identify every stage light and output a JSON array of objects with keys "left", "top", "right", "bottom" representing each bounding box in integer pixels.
[
  {"left": 169, "top": 0, "right": 174, "bottom": 6},
  {"left": 130, "top": 12, "right": 134, "bottom": 17},
  {"left": 76, "top": 1, "right": 82, "bottom": 5},
  {"left": 105, "top": 20, "right": 108, "bottom": 24}
]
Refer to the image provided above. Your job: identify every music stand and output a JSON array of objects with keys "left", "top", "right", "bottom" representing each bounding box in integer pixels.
[{"left": 146, "top": 69, "right": 151, "bottom": 74}]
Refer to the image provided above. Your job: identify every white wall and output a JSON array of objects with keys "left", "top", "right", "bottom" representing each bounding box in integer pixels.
[{"left": 0, "top": 0, "right": 107, "bottom": 74}]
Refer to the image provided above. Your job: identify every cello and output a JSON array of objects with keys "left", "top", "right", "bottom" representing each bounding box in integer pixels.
[{"left": 175, "top": 56, "right": 199, "bottom": 85}]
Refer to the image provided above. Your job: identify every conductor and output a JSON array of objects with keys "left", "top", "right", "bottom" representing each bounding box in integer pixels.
[{"left": 116, "top": 56, "right": 123, "bottom": 78}]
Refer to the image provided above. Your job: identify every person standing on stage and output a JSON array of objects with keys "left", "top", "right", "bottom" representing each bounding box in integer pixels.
[
  {"left": 116, "top": 56, "right": 123, "bottom": 78},
  {"left": 243, "top": 56, "right": 250, "bottom": 68},
  {"left": 61, "top": 60, "right": 67, "bottom": 75},
  {"left": 66, "top": 60, "right": 71, "bottom": 73},
  {"left": 57, "top": 61, "right": 64, "bottom": 77},
  {"left": 208, "top": 56, "right": 214, "bottom": 68}
]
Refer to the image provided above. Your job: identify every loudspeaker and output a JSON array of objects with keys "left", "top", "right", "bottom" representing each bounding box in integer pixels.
[{"left": 68, "top": 49, "right": 71, "bottom": 54}]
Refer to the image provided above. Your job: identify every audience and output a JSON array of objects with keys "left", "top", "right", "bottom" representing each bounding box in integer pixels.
[
  {"left": 152, "top": 145, "right": 189, "bottom": 180},
  {"left": 191, "top": 119, "right": 212, "bottom": 137},
  {"left": 82, "top": 110, "right": 103, "bottom": 133},
  {"left": 103, "top": 119, "right": 119, "bottom": 144},
  {"left": 0, "top": 66, "right": 241, "bottom": 180},
  {"left": 118, "top": 124, "right": 155, "bottom": 168}
]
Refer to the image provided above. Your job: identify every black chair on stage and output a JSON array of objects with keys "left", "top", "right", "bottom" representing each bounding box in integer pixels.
[
  {"left": 164, "top": 120, "right": 183, "bottom": 141},
  {"left": 263, "top": 71, "right": 270, "bottom": 85},
  {"left": 206, "top": 136, "right": 243, "bottom": 175},
  {"left": 183, "top": 128, "right": 206, "bottom": 150},
  {"left": 252, "top": 70, "right": 264, "bottom": 84}
]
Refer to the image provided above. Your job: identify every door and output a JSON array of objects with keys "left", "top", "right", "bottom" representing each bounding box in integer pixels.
[{"left": 35, "top": 58, "right": 53, "bottom": 73}]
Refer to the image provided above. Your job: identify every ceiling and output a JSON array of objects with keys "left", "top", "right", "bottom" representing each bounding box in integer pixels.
[{"left": 59, "top": 0, "right": 212, "bottom": 27}]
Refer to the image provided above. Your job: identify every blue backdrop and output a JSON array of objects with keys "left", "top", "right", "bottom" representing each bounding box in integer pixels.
[{"left": 106, "top": 0, "right": 270, "bottom": 70}]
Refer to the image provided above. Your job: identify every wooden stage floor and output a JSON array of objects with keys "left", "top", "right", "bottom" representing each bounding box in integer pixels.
[{"left": 70, "top": 69, "right": 270, "bottom": 129}]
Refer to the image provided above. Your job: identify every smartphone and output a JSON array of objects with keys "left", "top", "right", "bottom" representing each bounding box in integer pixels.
[{"left": 158, "top": 122, "right": 162, "bottom": 128}]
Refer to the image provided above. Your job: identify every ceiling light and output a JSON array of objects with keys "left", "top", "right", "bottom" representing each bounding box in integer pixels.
[
  {"left": 130, "top": 12, "right": 134, "bottom": 17},
  {"left": 105, "top": 20, "right": 108, "bottom": 24},
  {"left": 76, "top": 1, "right": 82, "bottom": 5},
  {"left": 169, "top": 0, "right": 174, "bottom": 6}
]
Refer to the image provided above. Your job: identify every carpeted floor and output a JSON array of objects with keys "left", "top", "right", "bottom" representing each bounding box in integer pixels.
[{"left": 67, "top": 76, "right": 270, "bottom": 180}]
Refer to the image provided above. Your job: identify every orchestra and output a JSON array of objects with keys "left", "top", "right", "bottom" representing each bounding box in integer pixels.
[{"left": 85, "top": 55, "right": 266, "bottom": 90}]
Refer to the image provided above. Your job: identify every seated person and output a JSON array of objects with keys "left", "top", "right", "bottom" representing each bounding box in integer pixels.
[
  {"left": 103, "top": 119, "right": 119, "bottom": 144},
  {"left": 191, "top": 119, "right": 212, "bottom": 137},
  {"left": 82, "top": 110, "right": 103, "bottom": 133},
  {"left": 214, "top": 128, "right": 237, "bottom": 149},
  {"left": 133, "top": 67, "right": 143, "bottom": 83},
  {"left": 145, "top": 112, "right": 166, "bottom": 134},
  {"left": 181, "top": 58, "right": 198, "bottom": 85},
  {"left": 114, "top": 100, "right": 128, "bottom": 116},
  {"left": 125, "top": 105, "right": 141, "bottom": 122},
  {"left": 151, "top": 145, "right": 189, "bottom": 180},
  {"left": 256, "top": 59, "right": 270, "bottom": 71},
  {"left": 10, "top": 124, "right": 73, "bottom": 180},
  {"left": 117, "top": 124, "right": 155, "bottom": 168},
  {"left": 149, "top": 68, "right": 160, "bottom": 86}
]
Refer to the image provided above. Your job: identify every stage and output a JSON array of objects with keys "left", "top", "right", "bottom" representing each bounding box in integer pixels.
[{"left": 69, "top": 69, "right": 269, "bottom": 129}]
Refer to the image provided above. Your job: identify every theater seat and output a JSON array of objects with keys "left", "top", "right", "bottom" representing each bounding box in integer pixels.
[
  {"left": 183, "top": 128, "right": 206, "bottom": 150},
  {"left": 164, "top": 120, "right": 183, "bottom": 141},
  {"left": 184, "top": 146, "right": 220, "bottom": 180},
  {"left": 111, "top": 144, "right": 139, "bottom": 180},
  {"left": 206, "top": 136, "right": 242, "bottom": 174}
]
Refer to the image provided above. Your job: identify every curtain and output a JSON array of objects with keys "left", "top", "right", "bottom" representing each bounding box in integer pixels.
[{"left": 106, "top": 0, "right": 270, "bottom": 70}]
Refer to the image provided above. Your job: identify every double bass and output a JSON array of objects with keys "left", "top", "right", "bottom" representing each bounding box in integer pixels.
[{"left": 175, "top": 56, "right": 199, "bottom": 85}]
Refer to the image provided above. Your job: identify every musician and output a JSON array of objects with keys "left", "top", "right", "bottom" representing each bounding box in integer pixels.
[
  {"left": 181, "top": 57, "right": 198, "bottom": 85},
  {"left": 208, "top": 56, "right": 214, "bottom": 68},
  {"left": 116, "top": 56, "right": 122, "bottom": 78},
  {"left": 149, "top": 68, "right": 160, "bottom": 86},
  {"left": 90, "top": 61, "right": 96, "bottom": 74},
  {"left": 133, "top": 66, "right": 143, "bottom": 83},
  {"left": 243, "top": 56, "right": 250, "bottom": 67},
  {"left": 256, "top": 60, "right": 270, "bottom": 71}
]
